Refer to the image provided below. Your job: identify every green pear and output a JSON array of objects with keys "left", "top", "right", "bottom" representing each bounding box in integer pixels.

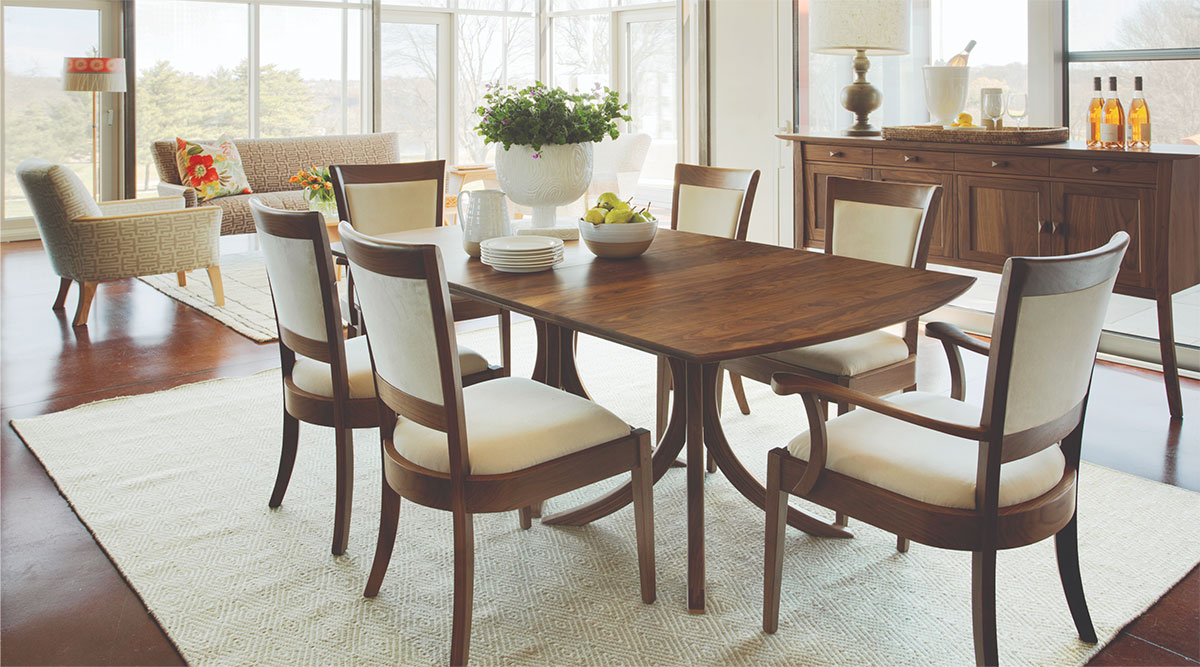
[
  {"left": 614, "top": 200, "right": 632, "bottom": 211},
  {"left": 630, "top": 211, "right": 648, "bottom": 223},
  {"left": 604, "top": 208, "right": 634, "bottom": 224},
  {"left": 584, "top": 207, "right": 607, "bottom": 223},
  {"left": 596, "top": 192, "right": 622, "bottom": 209}
]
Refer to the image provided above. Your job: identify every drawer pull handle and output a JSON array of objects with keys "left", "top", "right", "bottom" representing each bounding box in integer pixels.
[
  {"left": 904, "top": 154, "right": 918, "bottom": 162},
  {"left": 829, "top": 151, "right": 842, "bottom": 158},
  {"left": 1038, "top": 221, "right": 1050, "bottom": 234},
  {"left": 1053, "top": 222, "right": 1067, "bottom": 235},
  {"left": 1091, "top": 165, "right": 1110, "bottom": 174},
  {"left": 991, "top": 160, "right": 1007, "bottom": 168}
]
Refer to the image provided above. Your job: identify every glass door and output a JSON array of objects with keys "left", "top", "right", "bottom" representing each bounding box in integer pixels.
[
  {"left": 379, "top": 11, "right": 452, "bottom": 161},
  {"left": 615, "top": 8, "right": 677, "bottom": 216}
]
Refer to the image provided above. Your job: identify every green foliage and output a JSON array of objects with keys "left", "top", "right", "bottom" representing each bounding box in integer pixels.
[{"left": 473, "top": 82, "right": 630, "bottom": 152}]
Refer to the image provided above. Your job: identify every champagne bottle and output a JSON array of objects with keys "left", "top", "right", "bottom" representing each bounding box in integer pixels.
[
  {"left": 1101, "top": 76, "right": 1125, "bottom": 150},
  {"left": 1086, "top": 77, "right": 1104, "bottom": 148},
  {"left": 1128, "top": 76, "right": 1151, "bottom": 149},
  {"left": 947, "top": 40, "right": 976, "bottom": 67}
]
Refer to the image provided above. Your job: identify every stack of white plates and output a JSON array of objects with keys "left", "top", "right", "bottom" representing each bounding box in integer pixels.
[{"left": 480, "top": 235, "right": 564, "bottom": 273}]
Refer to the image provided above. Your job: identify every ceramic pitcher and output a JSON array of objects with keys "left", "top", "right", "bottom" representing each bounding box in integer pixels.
[{"left": 458, "top": 189, "right": 511, "bottom": 257}]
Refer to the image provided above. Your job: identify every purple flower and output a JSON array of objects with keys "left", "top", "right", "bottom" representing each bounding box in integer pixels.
[
  {"left": 531, "top": 152, "right": 541, "bottom": 159},
  {"left": 500, "top": 119, "right": 509, "bottom": 125}
]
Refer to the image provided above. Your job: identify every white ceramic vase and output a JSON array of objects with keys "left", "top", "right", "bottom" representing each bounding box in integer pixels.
[
  {"left": 922, "top": 65, "right": 970, "bottom": 126},
  {"left": 495, "top": 142, "right": 594, "bottom": 229}
]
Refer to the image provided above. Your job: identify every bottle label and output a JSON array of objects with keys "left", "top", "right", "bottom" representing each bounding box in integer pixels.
[{"left": 1101, "top": 124, "right": 1119, "bottom": 142}]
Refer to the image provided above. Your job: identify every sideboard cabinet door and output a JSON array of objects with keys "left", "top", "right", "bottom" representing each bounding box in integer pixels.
[
  {"left": 956, "top": 175, "right": 1051, "bottom": 265},
  {"left": 875, "top": 168, "right": 955, "bottom": 261},
  {"left": 1051, "top": 182, "right": 1153, "bottom": 289},
  {"left": 803, "top": 162, "right": 873, "bottom": 247}
]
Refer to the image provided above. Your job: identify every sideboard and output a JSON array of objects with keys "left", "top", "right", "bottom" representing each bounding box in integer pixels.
[{"left": 779, "top": 132, "right": 1199, "bottom": 419}]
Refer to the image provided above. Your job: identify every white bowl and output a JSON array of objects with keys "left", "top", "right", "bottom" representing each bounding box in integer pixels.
[{"left": 578, "top": 219, "right": 658, "bottom": 258}]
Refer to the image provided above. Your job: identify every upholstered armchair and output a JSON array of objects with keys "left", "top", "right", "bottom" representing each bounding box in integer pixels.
[{"left": 16, "top": 158, "right": 223, "bottom": 327}]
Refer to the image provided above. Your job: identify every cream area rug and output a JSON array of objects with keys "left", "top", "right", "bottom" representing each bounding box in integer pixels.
[{"left": 11, "top": 321, "right": 1200, "bottom": 666}]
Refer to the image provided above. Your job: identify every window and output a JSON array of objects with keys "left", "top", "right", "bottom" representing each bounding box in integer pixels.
[{"left": 454, "top": 12, "right": 536, "bottom": 163}]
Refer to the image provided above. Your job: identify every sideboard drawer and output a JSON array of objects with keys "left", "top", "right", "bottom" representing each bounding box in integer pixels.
[
  {"left": 804, "top": 143, "right": 873, "bottom": 164},
  {"left": 954, "top": 153, "right": 1049, "bottom": 176},
  {"left": 1050, "top": 158, "right": 1158, "bottom": 185},
  {"left": 873, "top": 148, "right": 954, "bottom": 170}
]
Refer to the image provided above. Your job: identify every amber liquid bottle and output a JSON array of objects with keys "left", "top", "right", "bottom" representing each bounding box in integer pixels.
[
  {"left": 1086, "top": 77, "right": 1104, "bottom": 148},
  {"left": 1128, "top": 76, "right": 1151, "bottom": 149},
  {"left": 1100, "top": 76, "right": 1125, "bottom": 150}
]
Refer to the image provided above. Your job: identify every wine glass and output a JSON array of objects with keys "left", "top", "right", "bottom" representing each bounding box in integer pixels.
[
  {"left": 982, "top": 91, "right": 1005, "bottom": 129},
  {"left": 1007, "top": 93, "right": 1028, "bottom": 128}
]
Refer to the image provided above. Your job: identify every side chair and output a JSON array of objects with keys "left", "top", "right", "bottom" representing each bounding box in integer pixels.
[
  {"left": 339, "top": 222, "right": 655, "bottom": 666},
  {"left": 330, "top": 161, "right": 511, "bottom": 379},
  {"left": 762, "top": 232, "right": 1130, "bottom": 666},
  {"left": 250, "top": 200, "right": 501, "bottom": 556}
]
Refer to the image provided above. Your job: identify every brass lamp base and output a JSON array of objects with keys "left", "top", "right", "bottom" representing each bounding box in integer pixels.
[{"left": 840, "top": 49, "right": 882, "bottom": 137}]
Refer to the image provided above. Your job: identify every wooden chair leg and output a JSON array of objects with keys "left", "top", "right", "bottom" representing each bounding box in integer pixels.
[
  {"left": 1055, "top": 513, "right": 1097, "bottom": 643},
  {"left": 631, "top": 432, "right": 656, "bottom": 604},
  {"left": 72, "top": 281, "right": 97, "bottom": 327},
  {"left": 206, "top": 266, "right": 225, "bottom": 307},
  {"left": 655, "top": 356, "right": 671, "bottom": 442},
  {"left": 518, "top": 506, "right": 532, "bottom": 530},
  {"left": 498, "top": 310, "right": 512, "bottom": 377},
  {"left": 834, "top": 512, "right": 849, "bottom": 528},
  {"left": 729, "top": 372, "right": 751, "bottom": 415},
  {"left": 268, "top": 412, "right": 299, "bottom": 508},
  {"left": 972, "top": 549, "right": 1000, "bottom": 666},
  {"left": 763, "top": 449, "right": 788, "bottom": 633},
  {"left": 450, "top": 509, "right": 475, "bottom": 667},
  {"left": 896, "top": 536, "right": 910, "bottom": 553},
  {"left": 364, "top": 483, "right": 401, "bottom": 597},
  {"left": 52, "top": 277, "right": 71, "bottom": 310},
  {"left": 836, "top": 401, "right": 853, "bottom": 416},
  {"left": 331, "top": 427, "right": 353, "bottom": 556},
  {"left": 176, "top": 271, "right": 187, "bottom": 286}
]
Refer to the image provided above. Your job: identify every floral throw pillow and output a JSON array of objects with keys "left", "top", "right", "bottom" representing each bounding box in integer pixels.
[{"left": 174, "top": 136, "right": 252, "bottom": 201}]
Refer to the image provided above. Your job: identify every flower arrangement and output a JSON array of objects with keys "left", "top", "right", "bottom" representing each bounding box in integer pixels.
[
  {"left": 290, "top": 166, "right": 335, "bottom": 203},
  {"left": 474, "top": 82, "right": 631, "bottom": 156}
]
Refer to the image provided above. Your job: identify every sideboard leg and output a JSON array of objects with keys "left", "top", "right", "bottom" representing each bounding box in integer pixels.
[{"left": 1156, "top": 291, "right": 1183, "bottom": 420}]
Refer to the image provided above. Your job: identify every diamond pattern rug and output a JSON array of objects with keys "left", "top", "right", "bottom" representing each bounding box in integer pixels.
[{"left": 11, "top": 321, "right": 1200, "bottom": 665}]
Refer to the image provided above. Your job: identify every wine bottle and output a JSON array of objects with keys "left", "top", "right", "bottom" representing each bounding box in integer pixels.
[
  {"left": 1086, "top": 77, "right": 1104, "bottom": 148},
  {"left": 1128, "top": 76, "right": 1151, "bottom": 149},
  {"left": 1101, "top": 76, "right": 1126, "bottom": 150},
  {"left": 947, "top": 40, "right": 976, "bottom": 67}
]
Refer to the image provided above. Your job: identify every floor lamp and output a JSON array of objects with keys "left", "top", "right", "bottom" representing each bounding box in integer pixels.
[{"left": 63, "top": 57, "right": 126, "bottom": 201}]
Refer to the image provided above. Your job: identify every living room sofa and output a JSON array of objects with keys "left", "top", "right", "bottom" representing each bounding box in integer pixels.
[{"left": 152, "top": 133, "right": 401, "bottom": 235}]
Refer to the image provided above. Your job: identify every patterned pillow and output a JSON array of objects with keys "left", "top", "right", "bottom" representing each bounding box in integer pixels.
[{"left": 175, "top": 136, "right": 253, "bottom": 201}]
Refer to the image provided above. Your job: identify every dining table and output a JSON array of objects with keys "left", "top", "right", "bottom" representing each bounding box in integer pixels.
[{"left": 333, "top": 225, "right": 975, "bottom": 613}]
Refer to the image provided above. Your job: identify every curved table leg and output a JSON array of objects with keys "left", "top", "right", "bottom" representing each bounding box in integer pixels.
[
  {"left": 558, "top": 328, "right": 591, "bottom": 400},
  {"left": 541, "top": 357, "right": 688, "bottom": 526}
]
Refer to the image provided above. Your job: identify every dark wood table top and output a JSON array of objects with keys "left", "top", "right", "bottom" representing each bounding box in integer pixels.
[{"left": 338, "top": 226, "right": 975, "bottom": 363}]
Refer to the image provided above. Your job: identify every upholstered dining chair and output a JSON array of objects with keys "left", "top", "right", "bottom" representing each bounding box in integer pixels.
[
  {"left": 762, "top": 233, "right": 1130, "bottom": 666},
  {"left": 330, "top": 161, "right": 511, "bottom": 375},
  {"left": 16, "top": 158, "right": 223, "bottom": 327},
  {"left": 655, "top": 163, "right": 761, "bottom": 468},
  {"left": 249, "top": 200, "right": 501, "bottom": 556},
  {"left": 339, "top": 222, "right": 655, "bottom": 665}
]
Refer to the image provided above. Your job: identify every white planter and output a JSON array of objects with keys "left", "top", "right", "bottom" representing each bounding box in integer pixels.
[{"left": 495, "top": 142, "right": 594, "bottom": 229}]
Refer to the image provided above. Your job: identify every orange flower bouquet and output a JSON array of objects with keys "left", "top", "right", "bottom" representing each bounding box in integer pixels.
[{"left": 290, "top": 166, "right": 338, "bottom": 220}]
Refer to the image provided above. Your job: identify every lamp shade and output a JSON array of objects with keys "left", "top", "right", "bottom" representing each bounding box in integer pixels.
[
  {"left": 810, "top": 0, "right": 911, "bottom": 56},
  {"left": 63, "top": 57, "right": 127, "bottom": 92}
]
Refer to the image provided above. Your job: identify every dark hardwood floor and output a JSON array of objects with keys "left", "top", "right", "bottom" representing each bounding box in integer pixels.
[{"left": 2, "top": 238, "right": 1197, "bottom": 665}]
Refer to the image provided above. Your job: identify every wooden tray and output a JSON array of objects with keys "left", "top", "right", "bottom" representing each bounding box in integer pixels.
[{"left": 882, "top": 125, "right": 1069, "bottom": 145}]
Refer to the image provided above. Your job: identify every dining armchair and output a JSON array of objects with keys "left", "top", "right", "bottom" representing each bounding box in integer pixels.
[
  {"left": 655, "top": 163, "right": 761, "bottom": 468},
  {"left": 16, "top": 158, "right": 223, "bottom": 327},
  {"left": 250, "top": 200, "right": 500, "bottom": 556},
  {"left": 339, "top": 222, "right": 655, "bottom": 665},
  {"left": 330, "top": 162, "right": 511, "bottom": 376},
  {"left": 762, "top": 232, "right": 1130, "bottom": 666}
]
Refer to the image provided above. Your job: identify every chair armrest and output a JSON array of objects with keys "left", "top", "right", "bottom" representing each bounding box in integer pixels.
[
  {"left": 157, "top": 182, "right": 197, "bottom": 208},
  {"left": 770, "top": 372, "right": 985, "bottom": 441},
  {"left": 67, "top": 207, "right": 222, "bottom": 281},
  {"left": 96, "top": 196, "right": 185, "bottom": 217},
  {"left": 924, "top": 322, "right": 990, "bottom": 400}
]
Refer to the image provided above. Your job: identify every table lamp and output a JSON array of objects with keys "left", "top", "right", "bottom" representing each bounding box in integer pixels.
[
  {"left": 810, "top": 0, "right": 910, "bottom": 136},
  {"left": 63, "top": 57, "right": 126, "bottom": 201}
]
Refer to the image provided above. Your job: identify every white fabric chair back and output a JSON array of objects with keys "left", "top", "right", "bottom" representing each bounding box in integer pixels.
[
  {"left": 675, "top": 184, "right": 745, "bottom": 239},
  {"left": 338, "top": 223, "right": 448, "bottom": 407},
  {"left": 250, "top": 200, "right": 333, "bottom": 345},
  {"left": 830, "top": 200, "right": 925, "bottom": 267},
  {"left": 343, "top": 180, "right": 440, "bottom": 236}
]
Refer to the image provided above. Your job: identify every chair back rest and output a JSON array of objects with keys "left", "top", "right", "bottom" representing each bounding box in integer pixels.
[
  {"left": 338, "top": 223, "right": 465, "bottom": 438},
  {"left": 249, "top": 200, "right": 343, "bottom": 363},
  {"left": 671, "top": 163, "right": 760, "bottom": 240},
  {"left": 15, "top": 159, "right": 103, "bottom": 278},
  {"left": 330, "top": 161, "right": 445, "bottom": 237},
  {"left": 982, "top": 232, "right": 1129, "bottom": 463},
  {"left": 825, "top": 176, "right": 941, "bottom": 269}
]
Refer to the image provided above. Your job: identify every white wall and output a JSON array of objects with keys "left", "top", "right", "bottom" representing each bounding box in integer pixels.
[{"left": 707, "top": 0, "right": 794, "bottom": 246}]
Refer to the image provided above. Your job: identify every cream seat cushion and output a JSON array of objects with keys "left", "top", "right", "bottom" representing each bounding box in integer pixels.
[
  {"left": 292, "top": 336, "right": 489, "bottom": 399},
  {"left": 766, "top": 330, "right": 910, "bottom": 376},
  {"left": 787, "top": 392, "right": 1065, "bottom": 509},
  {"left": 393, "top": 377, "right": 631, "bottom": 475}
]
